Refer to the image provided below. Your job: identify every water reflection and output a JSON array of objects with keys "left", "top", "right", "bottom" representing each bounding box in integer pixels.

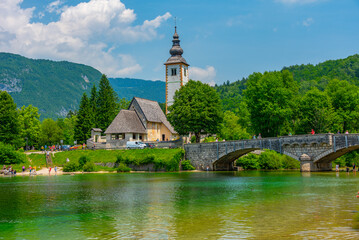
[{"left": 1, "top": 172, "right": 359, "bottom": 239}]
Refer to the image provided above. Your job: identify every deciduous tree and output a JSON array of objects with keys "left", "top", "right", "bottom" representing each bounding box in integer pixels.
[{"left": 167, "top": 80, "right": 223, "bottom": 143}]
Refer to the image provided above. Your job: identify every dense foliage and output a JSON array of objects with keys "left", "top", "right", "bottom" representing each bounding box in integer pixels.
[
  {"left": 168, "top": 80, "right": 223, "bottom": 143},
  {"left": 0, "top": 91, "right": 21, "bottom": 146},
  {"left": 236, "top": 150, "right": 300, "bottom": 170},
  {"left": 0, "top": 142, "right": 26, "bottom": 165}
]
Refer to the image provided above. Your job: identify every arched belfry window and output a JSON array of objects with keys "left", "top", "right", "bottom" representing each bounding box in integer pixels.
[{"left": 171, "top": 68, "right": 177, "bottom": 76}]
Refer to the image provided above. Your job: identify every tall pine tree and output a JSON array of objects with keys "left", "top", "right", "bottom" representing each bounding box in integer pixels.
[
  {"left": 74, "top": 93, "right": 92, "bottom": 143},
  {"left": 0, "top": 91, "right": 21, "bottom": 146},
  {"left": 89, "top": 84, "right": 98, "bottom": 128},
  {"left": 97, "top": 74, "right": 118, "bottom": 131}
]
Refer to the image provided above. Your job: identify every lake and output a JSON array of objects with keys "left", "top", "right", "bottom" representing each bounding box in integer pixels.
[{"left": 1, "top": 171, "right": 359, "bottom": 239}]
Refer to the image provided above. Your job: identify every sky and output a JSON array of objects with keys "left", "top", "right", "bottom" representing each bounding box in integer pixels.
[{"left": 0, "top": 0, "right": 358, "bottom": 86}]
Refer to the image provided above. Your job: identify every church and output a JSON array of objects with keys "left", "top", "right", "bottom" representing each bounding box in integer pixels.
[{"left": 88, "top": 27, "right": 189, "bottom": 148}]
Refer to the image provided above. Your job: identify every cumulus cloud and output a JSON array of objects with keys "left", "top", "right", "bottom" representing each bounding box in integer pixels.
[
  {"left": 302, "top": 17, "right": 314, "bottom": 27},
  {"left": 189, "top": 66, "right": 216, "bottom": 86},
  {"left": 0, "top": 0, "right": 171, "bottom": 77}
]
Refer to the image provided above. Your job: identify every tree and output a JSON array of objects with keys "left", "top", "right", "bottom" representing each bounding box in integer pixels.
[
  {"left": 0, "top": 91, "right": 21, "bottom": 146},
  {"left": 18, "top": 105, "right": 41, "bottom": 149},
  {"left": 219, "top": 111, "right": 251, "bottom": 140},
  {"left": 39, "top": 119, "right": 63, "bottom": 146},
  {"left": 97, "top": 74, "right": 119, "bottom": 131},
  {"left": 296, "top": 88, "right": 339, "bottom": 134},
  {"left": 167, "top": 80, "right": 223, "bottom": 143},
  {"left": 325, "top": 79, "right": 359, "bottom": 132},
  {"left": 244, "top": 70, "right": 298, "bottom": 137},
  {"left": 74, "top": 93, "right": 92, "bottom": 143},
  {"left": 89, "top": 84, "right": 98, "bottom": 127}
]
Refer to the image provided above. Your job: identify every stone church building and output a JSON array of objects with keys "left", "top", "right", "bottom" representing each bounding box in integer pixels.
[{"left": 88, "top": 27, "right": 187, "bottom": 149}]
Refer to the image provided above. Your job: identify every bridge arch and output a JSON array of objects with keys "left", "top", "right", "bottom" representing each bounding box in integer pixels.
[{"left": 184, "top": 134, "right": 359, "bottom": 172}]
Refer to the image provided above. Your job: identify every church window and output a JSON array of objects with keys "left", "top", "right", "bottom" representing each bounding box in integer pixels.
[
  {"left": 184, "top": 68, "right": 187, "bottom": 77},
  {"left": 171, "top": 68, "right": 177, "bottom": 76}
]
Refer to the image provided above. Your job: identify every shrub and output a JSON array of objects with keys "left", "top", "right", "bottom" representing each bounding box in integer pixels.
[
  {"left": 78, "top": 156, "right": 89, "bottom": 168},
  {"left": 181, "top": 160, "right": 195, "bottom": 170},
  {"left": 281, "top": 155, "right": 300, "bottom": 169},
  {"left": 0, "top": 142, "right": 26, "bottom": 165},
  {"left": 236, "top": 153, "right": 259, "bottom": 170},
  {"left": 190, "top": 135, "right": 196, "bottom": 143},
  {"left": 116, "top": 155, "right": 124, "bottom": 164},
  {"left": 63, "top": 161, "right": 79, "bottom": 172},
  {"left": 83, "top": 162, "right": 96, "bottom": 172},
  {"left": 117, "top": 163, "right": 131, "bottom": 172},
  {"left": 258, "top": 150, "right": 282, "bottom": 170}
]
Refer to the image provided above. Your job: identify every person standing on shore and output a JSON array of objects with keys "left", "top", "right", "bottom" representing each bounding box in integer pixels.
[
  {"left": 22, "top": 166, "right": 25, "bottom": 173},
  {"left": 49, "top": 167, "right": 52, "bottom": 175},
  {"left": 54, "top": 166, "right": 57, "bottom": 175},
  {"left": 353, "top": 163, "right": 356, "bottom": 173}
]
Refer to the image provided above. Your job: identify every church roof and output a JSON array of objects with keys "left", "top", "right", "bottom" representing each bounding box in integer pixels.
[
  {"left": 104, "top": 110, "right": 146, "bottom": 134},
  {"left": 164, "top": 27, "right": 189, "bottom": 66},
  {"left": 133, "top": 97, "right": 177, "bottom": 134}
]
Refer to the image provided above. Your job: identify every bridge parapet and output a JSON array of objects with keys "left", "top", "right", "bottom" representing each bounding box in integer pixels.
[{"left": 184, "top": 134, "right": 359, "bottom": 172}]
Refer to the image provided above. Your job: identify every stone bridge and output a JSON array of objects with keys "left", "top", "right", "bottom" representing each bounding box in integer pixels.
[{"left": 184, "top": 134, "right": 359, "bottom": 172}]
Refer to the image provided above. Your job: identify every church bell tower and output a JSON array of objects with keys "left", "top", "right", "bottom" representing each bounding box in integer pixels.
[{"left": 164, "top": 26, "right": 189, "bottom": 114}]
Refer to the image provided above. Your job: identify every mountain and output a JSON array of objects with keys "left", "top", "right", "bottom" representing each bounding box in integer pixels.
[
  {"left": 109, "top": 78, "right": 165, "bottom": 103},
  {"left": 0, "top": 53, "right": 165, "bottom": 119},
  {"left": 0, "top": 52, "right": 102, "bottom": 119}
]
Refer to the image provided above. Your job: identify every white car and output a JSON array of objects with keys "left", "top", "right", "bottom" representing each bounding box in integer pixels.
[{"left": 126, "top": 141, "right": 147, "bottom": 149}]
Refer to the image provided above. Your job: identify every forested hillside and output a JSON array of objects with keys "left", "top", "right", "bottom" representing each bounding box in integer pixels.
[
  {"left": 109, "top": 78, "right": 165, "bottom": 103},
  {"left": 215, "top": 54, "right": 359, "bottom": 114},
  {"left": 0, "top": 53, "right": 165, "bottom": 119},
  {"left": 0, "top": 53, "right": 102, "bottom": 119}
]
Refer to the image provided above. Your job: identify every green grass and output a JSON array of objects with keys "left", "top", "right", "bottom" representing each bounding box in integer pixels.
[{"left": 26, "top": 148, "right": 184, "bottom": 172}]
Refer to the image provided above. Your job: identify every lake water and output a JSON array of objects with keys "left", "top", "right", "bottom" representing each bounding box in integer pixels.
[{"left": 1, "top": 171, "right": 359, "bottom": 239}]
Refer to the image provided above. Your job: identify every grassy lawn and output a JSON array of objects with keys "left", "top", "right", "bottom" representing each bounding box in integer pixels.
[{"left": 25, "top": 148, "right": 184, "bottom": 171}]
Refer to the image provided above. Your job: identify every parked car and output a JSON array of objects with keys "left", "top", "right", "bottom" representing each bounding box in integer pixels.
[
  {"left": 61, "top": 145, "right": 71, "bottom": 151},
  {"left": 70, "top": 145, "right": 82, "bottom": 150},
  {"left": 126, "top": 141, "right": 146, "bottom": 149}
]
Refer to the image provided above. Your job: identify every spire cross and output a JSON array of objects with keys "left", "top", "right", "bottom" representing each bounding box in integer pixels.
[{"left": 174, "top": 17, "right": 177, "bottom": 32}]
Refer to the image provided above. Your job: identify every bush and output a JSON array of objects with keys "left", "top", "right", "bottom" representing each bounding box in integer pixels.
[
  {"left": 258, "top": 150, "right": 282, "bottom": 170},
  {"left": 63, "top": 161, "right": 79, "bottom": 172},
  {"left": 281, "top": 155, "right": 300, "bottom": 169},
  {"left": 0, "top": 142, "right": 26, "bottom": 164},
  {"left": 181, "top": 160, "right": 195, "bottom": 170},
  {"left": 236, "top": 153, "right": 259, "bottom": 170},
  {"left": 190, "top": 135, "right": 196, "bottom": 143},
  {"left": 83, "top": 162, "right": 96, "bottom": 172},
  {"left": 117, "top": 163, "right": 131, "bottom": 172},
  {"left": 78, "top": 156, "right": 89, "bottom": 168}
]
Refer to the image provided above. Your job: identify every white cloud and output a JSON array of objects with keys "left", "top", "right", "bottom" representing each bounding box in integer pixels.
[
  {"left": 189, "top": 66, "right": 216, "bottom": 86},
  {"left": 46, "top": 0, "right": 66, "bottom": 14},
  {"left": 0, "top": 0, "right": 171, "bottom": 77},
  {"left": 303, "top": 17, "right": 314, "bottom": 27}
]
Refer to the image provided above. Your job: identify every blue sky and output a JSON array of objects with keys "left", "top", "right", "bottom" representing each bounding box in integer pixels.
[{"left": 1, "top": 0, "right": 358, "bottom": 85}]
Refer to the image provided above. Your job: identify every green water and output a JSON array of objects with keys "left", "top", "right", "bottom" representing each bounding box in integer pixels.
[{"left": 1, "top": 172, "right": 359, "bottom": 239}]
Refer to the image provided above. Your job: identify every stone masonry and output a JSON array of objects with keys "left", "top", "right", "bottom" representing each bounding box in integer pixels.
[{"left": 184, "top": 134, "right": 359, "bottom": 172}]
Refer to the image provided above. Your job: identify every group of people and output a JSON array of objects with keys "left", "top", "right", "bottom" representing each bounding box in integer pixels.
[
  {"left": 2, "top": 165, "right": 16, "bottom": 175},
  {"left": 335, "top": 163, "right": 357, "bottom": 174},
  {"left": 41, "top": 145, "right": 62, "bottom": 152}
]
